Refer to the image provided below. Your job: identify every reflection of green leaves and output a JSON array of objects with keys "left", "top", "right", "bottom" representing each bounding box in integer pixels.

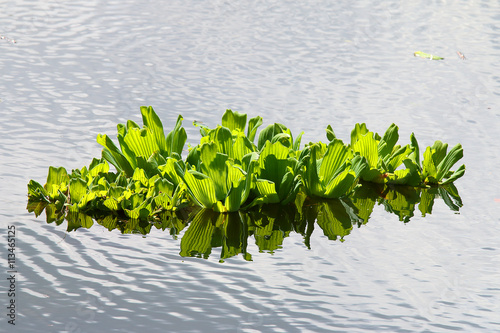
[
  {"left": 315, "top": 199, "right": 357, "bottom": 241},
  {"left": 28, "top": 181, "right": 463, "bottom": 261}
]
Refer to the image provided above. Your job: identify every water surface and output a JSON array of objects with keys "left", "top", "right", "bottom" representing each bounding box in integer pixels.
[{"left": 1, "top": 0, "right": 500, "bottom": 332}]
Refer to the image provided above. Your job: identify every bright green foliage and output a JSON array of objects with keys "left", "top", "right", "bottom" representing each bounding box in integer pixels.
[
  {"left": 301, "top": 140, "right": 367, "bottom": 199},
  {"left": 45, "top": 166, "right": 70, "bottom": 202},
  {"left": 97, "top": 106, "right": 186, "bottom": 177},
  {"left": 178, "top": 142, "right": 257, "bottom": 212},
  {"left": 350, "top": 123, "right": 420, "bottom": 186},
  {"left": 421, "top": 141, "right": 465, "bottom": 185},
  {"left": 27, "top": 106, "right": 466, "bottom": 219},
  {"left": 414, "top": 51, "right": 444, "bottom": 60},
  {"left": 251, "top": 141, "right": 302, "bottom": 206},
  {"left": 194, "top": 109, "right": 263, "bottom": 144},
  {"left": 257, "top": 122, "right": 303, "bottom": 153}
]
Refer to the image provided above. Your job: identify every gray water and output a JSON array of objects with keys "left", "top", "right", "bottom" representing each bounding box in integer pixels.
[{"left": 1, "top": 0, "right": 500, "bottom": 332}]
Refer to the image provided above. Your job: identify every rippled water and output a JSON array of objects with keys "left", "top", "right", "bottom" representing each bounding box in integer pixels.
[{"left": 1, "top": 0, "right": 500, "bottom": 332}]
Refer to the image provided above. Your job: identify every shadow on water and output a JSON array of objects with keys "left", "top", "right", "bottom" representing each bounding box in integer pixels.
[{"left": 27, "top": 182, "right": 462, "bottom": 262}]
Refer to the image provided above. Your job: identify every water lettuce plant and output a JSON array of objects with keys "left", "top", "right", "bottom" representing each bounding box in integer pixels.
[{"left": 27, "top": 106, "right": 465, "bottom": 218}]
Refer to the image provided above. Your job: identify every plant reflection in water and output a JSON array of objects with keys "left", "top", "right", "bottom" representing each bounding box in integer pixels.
[{"left": 28, "top": 182, "right": 462, "bottom": 262}]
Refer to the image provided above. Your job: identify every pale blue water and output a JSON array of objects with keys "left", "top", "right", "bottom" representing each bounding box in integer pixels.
[{"left": 1, "top": 0, "right": 500, "bottom": 332}]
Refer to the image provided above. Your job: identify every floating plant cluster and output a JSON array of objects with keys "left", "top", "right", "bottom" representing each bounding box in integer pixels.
[{"left": 27, "top": 106, "right": 465, "bottom": 221}]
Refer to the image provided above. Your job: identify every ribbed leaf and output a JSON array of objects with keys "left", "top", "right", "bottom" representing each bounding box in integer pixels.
[
  {"left": 326, "top": 125, "right": 336, "bottom": 141},
  {"left": 27, "top": 180, "right": 49, "bottom": 200},
  {"left": 208, "top": 126, "right": 233, "bottom": 157},
  {"left": 158, "top": 158, "right": 184, "bottom": 188},
  {"left": 232, "top": 132, "right": 255, "bottom": 164},
  {"left": 124, "top": 127, "right": 158, "bottom": 159},
  {"left": 45, "top": 166, "right": 69, "bottom": 199},
  {"left": 319, "top": 140, "right": 351, "bottom": 183},
  {"left": 166, "top": 115, "right": 187, "bottom": 157},
  {"left": 183, "top": 170, "right": 218, "bottom": 209},
  {"left": 247, "top": 116, "right": 263, "bottom": 142},
  {"left": 409, "top": 133, "right": 420, "bottom": 168},
  {"left": 225, "top": 179, "right": 245, "bottom": 212},
  {"left": 378, "top": 123, "right": 399, "bottom": 158},
  {"left": 422, "top": 146, "right": 437, "bottom": 181},
  {"left": 140, "top": 106, "right": 167, "bottom": 152},
  {"left": 324, "top": 169, "right": 356, "bottom": 198},
  {"left": 69, "top": 178, "right": 87, "bottom": 204},
  {"left": 387, "top": 145, "right": 412, "bottom": 172},
  {"left": 258, "top": 123, "right": 287, "bottom": 150},
  {"left": 97, "top": 134, "right": 134, "bottom": 176},
  {"left": 255, "top": 180, "right": 280, "bottom": 204},
  {"left": 258, "top": 141, "right": 291, "bottom": 192},
  {"left": 199, "top": 143, "right": 229, "bottom": 200},
  {"left": 436, "top": 143, "right": 464, "bottom": 182},
  {"left": 222, "top": 109, "right": 247, "bottom": 132},
  {"left": 132, "top": 168, "right": 149, "bottom": 187},
  {"left": 302, "top": 144, "right": 322, "bottom": 197},
  {"left": 350, "top": 123, "right": 369, "bottom": 147},
  {"left": 352, "top": 133, "right": 378, "bottom": 168},
  {"left": 440, "top": 164, "right": 466, "bottom": 185},
  {"left": 431, "top": 141, "right": 448, "bottom": 167}
]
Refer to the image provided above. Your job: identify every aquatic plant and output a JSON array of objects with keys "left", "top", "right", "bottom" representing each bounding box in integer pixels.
[{"left": 27, "top": 106, "right": 465, "bottom": 218}]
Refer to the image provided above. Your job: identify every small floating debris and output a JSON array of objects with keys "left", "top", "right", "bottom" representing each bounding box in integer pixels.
[
  {"left": 414, "top": 51, "right": 444, "bottom": 60},
  {"left": 0, "top": 35, "right": 16, "bottom": 44},
  {"left": 456, "top": 51, "right": 466, "bottom": 60}
]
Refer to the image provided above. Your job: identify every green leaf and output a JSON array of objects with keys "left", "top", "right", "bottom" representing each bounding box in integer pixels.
[
  {"left": 45, "top": 166, "right": 69, "bottom": 200},
  {"left": 97, "top": 134, "right": 134, "bottom": 176},
  {"left": 409, "top": 133, "right": 420, "bottom": 168},
  {"left": 440, "top": 164, "right": 466, "bottom": 185},
  {"left": 431, "top": 141, "right": 448, "bottom": 167},
  {"left": 422, "top": 146, "right": 437, "bottom": 181},
  {"left": 258, "top": 123, "right": 288, "bottom": 150},
  {"left": 247, "top": 116, "right": 263, "bottom": 143},
  {"left": 166, "top": 115, "right": 187, "bottom": 157},
  {"left": 414, "top": 51, "right": 444, "bottom": 60},
  {"left": 27, "top": 180, "right": 49, "bottom": 201},
  {"left": 140, "top": 106, "right": 167, "bottom": 153},
  {"left": 199, "top": 143, "right": 229, "bottom": 200},
  {"left": 182, "top": 170, "right": 218, "bottom": 209},
  {"left": 326, "top": 125, "right": 336, "bottom": 141},
  {"left": 436, "top": 143, "right": 463, "bottom": 182},
  {"left": 319, "top": 140, "right": 351, "bottom": 183},
  {"left": 324, "top": 169, "right": 356, "bottom": 198},
  {"left": 352, "top": 133, "right": 378, "bottom": 168},
  {"left": 378, "top": 123, "right": 399, "bottom": 158},
  {"left": 69, "top": 178, "right": 88, "bottom": 204},
  {"left": 350, "top": 123, "right": 369, "bottom": 147},
  {"left": 222, "top": 109, "right": 247, "bottom": 132}
]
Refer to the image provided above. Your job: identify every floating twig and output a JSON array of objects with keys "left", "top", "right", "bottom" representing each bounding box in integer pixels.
[
  {"left": 456, "top": 51, "right": 466, "bottom": 60},
  {"left": 0, "top": 35, "right": 17, "bottom": 44}
]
